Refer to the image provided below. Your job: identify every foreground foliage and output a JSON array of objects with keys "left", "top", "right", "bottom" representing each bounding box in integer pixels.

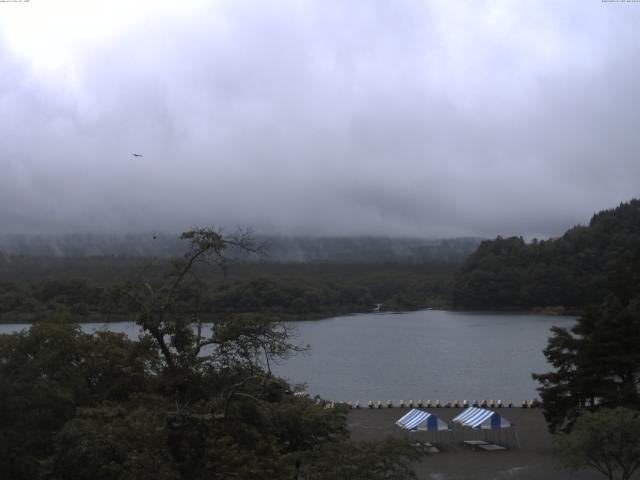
[
  {"left": 0, "top": 228, "right": 423, "bottom": 480},
  {"left": 556, "top": 407, "right": 640, "bottom": 480},
  {"left": 533, "top": 298, "right": 640, "bottom": 433},
  {"left": 300, "top": 437, "right": 424, "bottom": 480}
]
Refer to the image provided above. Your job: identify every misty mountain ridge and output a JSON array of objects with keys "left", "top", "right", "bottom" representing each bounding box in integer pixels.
[{"left": 0, "top": 234, "right": 483, "bottom": 264}]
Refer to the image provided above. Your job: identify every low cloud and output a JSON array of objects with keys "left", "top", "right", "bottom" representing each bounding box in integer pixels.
[{"left": 1, "top": 0, "right": 639, "bottom": 238}]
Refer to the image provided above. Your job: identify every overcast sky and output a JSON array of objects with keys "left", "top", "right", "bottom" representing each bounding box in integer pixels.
[{"left": 1, "top": 0, "right": 639, "bottom": 238}]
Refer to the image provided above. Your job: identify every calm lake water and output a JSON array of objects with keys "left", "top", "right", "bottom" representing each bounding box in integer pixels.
[{"left": 0, "top": 310, "right": 574, "bottom": 403}]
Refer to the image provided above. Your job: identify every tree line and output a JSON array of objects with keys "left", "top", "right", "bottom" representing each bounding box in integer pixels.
[
  {"left": 0, "top": 263, "right": 454, "bottom": 324},
  {"left": 452, "top": 199, "right": 640, "bottom": 310},
  {"left": 0, "top": 234, "right": 480, "bottom": 263}
]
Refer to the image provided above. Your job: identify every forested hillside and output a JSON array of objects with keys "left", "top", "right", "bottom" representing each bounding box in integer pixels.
[
  {"left": 0, "top": 234, "right": 480, "bottom": 264},
  {"left": 451, "top": 199, "right": 640, "bottom": 309},
  {"left": 0, "top": 235, "right": 476, "bottom": 323}
]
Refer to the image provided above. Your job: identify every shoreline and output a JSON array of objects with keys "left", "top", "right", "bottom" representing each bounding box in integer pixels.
[
  {"left": 348, "top": 408, "right": 600, "bottom": 480},
  {"left": 0, "top": 306, "right": 580, "bottom": 326}
]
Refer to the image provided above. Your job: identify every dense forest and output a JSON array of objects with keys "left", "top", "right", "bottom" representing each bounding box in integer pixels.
[
  {"left": 0, "top": 229, "right": 423, "bottom": 480},
  {"left": 0, "top": 259, "right": 455, "bottom": 324},
  {"left": 0, "top": 235, "right": 474, "bottom": 323},
  {"left": 451, "top": 199, "right": 640, "bottom": 310},
  {"left": 3, "top": 200, "right": 639, "bottom": 322}
]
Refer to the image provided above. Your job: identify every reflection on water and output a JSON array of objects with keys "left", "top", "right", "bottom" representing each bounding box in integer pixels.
[{"left": 0, "top": 310, "right": 574, "bottom": 403}]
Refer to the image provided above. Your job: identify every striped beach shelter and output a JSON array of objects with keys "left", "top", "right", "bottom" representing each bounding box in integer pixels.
[
  {"left": 452, "top": 407, "right": 519, "bottom": 447},
  {"left": 396, "top": 409, "right": 449, "bottom": 432},
  {"left": 452, "top": 407, "right": 511, "bottom": 429}
]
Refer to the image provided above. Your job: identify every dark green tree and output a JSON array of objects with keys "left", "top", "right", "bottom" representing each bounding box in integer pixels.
[
  {"left": 0, "top": 323, "right": 157, "bottom": 480},
  {"left": 49, "top": 407, "right": 180, "bottom": 480},
  {"left": 533, "top": 299, "right": 640, "bottom": 433},
  {"left": 0, "top": 227, "right": 425, "bottom": 479},
  {"left": 299, "top": 436, "right": 425, "bottom": 480},
  {"left": 556, "top": 407, "right": 640, "bottom": 480},
  {"left": 452, "top": 199, "right": 640, "bottom": 309}
]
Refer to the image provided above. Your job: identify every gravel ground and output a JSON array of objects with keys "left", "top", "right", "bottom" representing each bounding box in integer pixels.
[{"left": 347, "top": 408, "right": 603, "bottom": 480}]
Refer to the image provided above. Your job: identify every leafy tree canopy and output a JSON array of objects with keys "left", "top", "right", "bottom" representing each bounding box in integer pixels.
[
  {"left": 533, "top": 298, "right": 640, "bottom": 433},
  {"left": 0, "top": 227, "right": 423, "bottom": 480},
  {"left": 452, "top": 199, "right": 640, "bottom": 309},
  {"left": 556, "top": 407, "right": 640, "bottom": 480}
]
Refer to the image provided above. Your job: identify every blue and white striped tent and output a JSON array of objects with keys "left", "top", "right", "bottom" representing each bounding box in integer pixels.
[
  {"left": 396, "top": 409, "right": 449, "bottom": 432},
  {"left": 452, "top": 407, "right": 511, "bottom": 430}
]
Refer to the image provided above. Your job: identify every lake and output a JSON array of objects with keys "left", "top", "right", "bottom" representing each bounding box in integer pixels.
[{"left": 0, "top": 310, "right": 574, "bottom": 403}]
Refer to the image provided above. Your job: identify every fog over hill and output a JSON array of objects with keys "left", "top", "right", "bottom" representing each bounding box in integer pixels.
[
  {"left": 1, "top": 1, "right": 639, "bottom": 239},
  {"left": 0, "top": 234, "right": 482, "bottom": 264}
]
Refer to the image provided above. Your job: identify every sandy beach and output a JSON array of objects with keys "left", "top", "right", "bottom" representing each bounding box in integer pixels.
[{"left": 348, "top": 408, "right": 602, "bottom": 480}]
